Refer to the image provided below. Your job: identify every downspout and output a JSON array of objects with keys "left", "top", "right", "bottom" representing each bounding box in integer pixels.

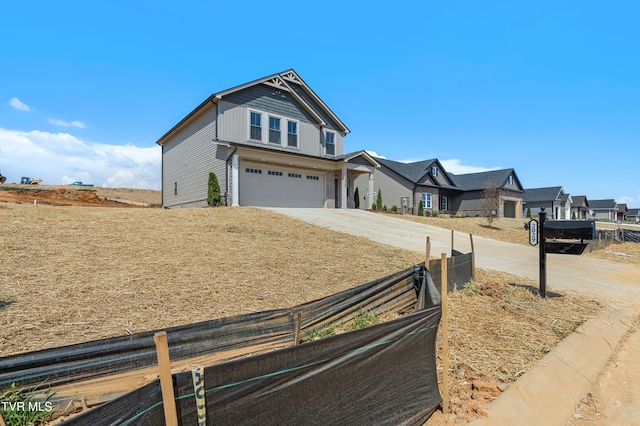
[{"left": 225, "top": 146, "right": 238, "bottom": 206}]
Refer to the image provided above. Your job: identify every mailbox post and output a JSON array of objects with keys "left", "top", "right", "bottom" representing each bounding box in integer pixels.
[
  {"left": 530, "top": 207, "right": 595, "bottom": 298},
  {"left": 539, "top": 209, "right": 547, "bottom": 298}
]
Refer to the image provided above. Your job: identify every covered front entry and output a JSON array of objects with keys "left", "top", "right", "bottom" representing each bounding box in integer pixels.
[{"left": 239, "top": 161, "right": 325, "bottom": 207}]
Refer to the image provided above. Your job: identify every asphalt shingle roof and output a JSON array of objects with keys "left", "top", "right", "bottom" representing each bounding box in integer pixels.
[
  {"left": 449, "top": 169, "right": 521, "bottom": 191},
  {"left": 523, "top": 186, "right": 564, "bottom": 202}
]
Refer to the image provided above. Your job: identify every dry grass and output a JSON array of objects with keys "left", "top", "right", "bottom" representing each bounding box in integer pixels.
[
  {"left": 0, "top": 204, "right": 421, "bottom": 356},
  {"left": 0, "top": 201, "right": 605, "bottom": 424}
]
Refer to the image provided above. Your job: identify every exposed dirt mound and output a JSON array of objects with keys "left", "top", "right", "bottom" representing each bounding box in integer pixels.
[{"left": 0, "top": 186, "right": 158, "bottom": 207}]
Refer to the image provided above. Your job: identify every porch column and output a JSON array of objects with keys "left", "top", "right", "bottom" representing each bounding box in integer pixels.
[
  {"left": 368, "top": 173, "right": 374, "bottom": 209},
  {"left": 341, "top": 164, "right": 348, "bottom": 209},
  {"left": 232, "top": 154, "right": 239, "bottom": 207}
]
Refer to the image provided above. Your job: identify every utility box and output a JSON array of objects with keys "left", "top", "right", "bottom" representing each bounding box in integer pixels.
[{"left": 543, "top": 220, "right": 596, "bottom": 240}]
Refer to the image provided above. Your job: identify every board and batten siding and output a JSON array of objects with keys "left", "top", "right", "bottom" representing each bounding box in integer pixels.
[
  {"left": 354, "top": 167, "right": 413, "bottom": 210},
  {"left": 162, "top": 105, "right": 229, "bottom": 207}
]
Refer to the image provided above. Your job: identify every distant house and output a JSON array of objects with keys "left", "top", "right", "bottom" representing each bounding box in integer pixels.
[
  {"left": 155, "top": 69, "right": 379, "bottom": 208},
  {"left": 448, "top": 169, "right": 525, "bottom": 218},
  {"left": 570, "top": 195, "right": 590, "bottom": 220},
  {"left": 588, "top": 199, "right": 619, "bottom": 221},
  {"left": 353, "top": 158, "right": 524, "bottom": 217},
  {"left": 523, "top": 186, "right": 572, "bottom": 220},
  {"left": 627, "top": 208, "right": 640, "bottom": 223},
  {"left": 616, "top": 203, "right": 628, "bottom": 222}
]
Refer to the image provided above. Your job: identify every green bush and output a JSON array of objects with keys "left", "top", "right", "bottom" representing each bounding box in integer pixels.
[
  {"left": 354, "top": 187, "right": 360, "bottom": 209},
  {"left": 526, "top": 207, "right": 532, "bottom": 218},
  {"left": 376, "top": 188, "right": 383, "bottom": 211},
  {"left": 391, "top": 205, "right": 397, "bottom": 213},
  {"left": 418, "top": 200, "right": 424, "bottom": 216},
  {"left": 207, "top": 172, "right": 221, "bottom": 206}
]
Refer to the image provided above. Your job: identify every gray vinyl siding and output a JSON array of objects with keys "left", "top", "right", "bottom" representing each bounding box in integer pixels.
[
  {"left": 161, "top": 106, "right": 229, "bottom": 208},
  {"left": 217, "top": 99, "right": 343, "bottom": 158},
  {"left": 354, "top": 167, "right": 413, "bottom": 210},
  {"left": 223, "top": 84, "right": 317, "bottom": 124},
  {"left": 288, "top": 83, "right": 343, "bottom": 132}
]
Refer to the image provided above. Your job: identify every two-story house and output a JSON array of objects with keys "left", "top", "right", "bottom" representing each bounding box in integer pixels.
[{"left": 156, "top": 70, "right": 379, "bottom": 209}]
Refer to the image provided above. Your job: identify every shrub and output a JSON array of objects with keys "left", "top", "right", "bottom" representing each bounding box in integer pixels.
[
  {"left": 376, "top": 189, "right": 383, "bottom": 211},
  {"left": 207, "top": 172, "right": 221, "bottom": 206},
  {"left": 391, "top": 205, "right": 397, "bottom": 213},
  {"left": 354, "top": 187, "right": 360, "bottom": 209},
  {"left": 383, "top": 204, "right": 387, "bottom": 212},
  {"left": 418, "top": 200, "right": 424, "bottom": 216},
  {"left": 526, "top": 207, "right": 532, "bottom": 218}
]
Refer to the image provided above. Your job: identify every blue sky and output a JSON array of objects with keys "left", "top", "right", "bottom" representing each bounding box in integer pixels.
[{"left": 1, "top": 1, "right": 638, "bottom": 205}]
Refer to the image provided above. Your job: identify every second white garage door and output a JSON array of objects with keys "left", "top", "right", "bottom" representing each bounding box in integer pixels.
[{"left": 239, "top": 162, "right": 325, "bottom": 207}]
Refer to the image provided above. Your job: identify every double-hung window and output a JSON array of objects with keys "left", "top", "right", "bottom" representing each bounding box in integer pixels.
[
  {"left": 269, "top": 117, "right": 281, "bottom": 144},
  {"left": 431, "top": 166, "right": 438, "bottom": 177},
  {"left": 287, "top": 121, "right": 298, "bottom": 147},
  {"left": 325, "top": 131, "right": 335, "bottom": 155},
  {"left": 422, "top": 193, "right": 432, "bottom": 209},
  {"left": 250, "top": 112, "right": 262, "bottom": 141}
]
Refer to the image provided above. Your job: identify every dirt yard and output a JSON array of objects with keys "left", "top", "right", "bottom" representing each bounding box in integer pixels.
[
  {"left": 0, "top": 184, "right": 161, "bottom": 207},
  {"left": 0, "top": 197, "right": 612, "bottom": 424}
]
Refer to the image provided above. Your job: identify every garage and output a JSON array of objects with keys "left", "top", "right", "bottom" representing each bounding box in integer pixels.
[
  {"left": 239, "top": 162, "right": 325, "bottom": 207},
  {"left": 504, "top": 200, "right": 517, "bottom": 218}
]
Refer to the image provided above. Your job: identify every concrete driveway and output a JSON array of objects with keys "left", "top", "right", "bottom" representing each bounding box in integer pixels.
[{"left": 266, "top": 208, "right": 640, "bottom": 425}]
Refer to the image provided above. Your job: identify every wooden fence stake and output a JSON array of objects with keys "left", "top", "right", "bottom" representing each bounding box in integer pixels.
[
  {"left": 426, "top": 236, "right": 431, "bottom": 266},
  {"left": 0, "top": 411, "right": 7, "bottom": 426},
  {"left": 293, "top": 312, "right": 302, "bottom": 345},
  {"left": 451, "top": 230, "right": 454, "bottom": 256},
  {"left": 469, "top": 233, "right": 476, "bottom": 280},
  {"left": 440, "top": 253, "right": 450, "bottom": 415},
  {"left": 154, "top": 332, "right": 178, "bottom": 426}
]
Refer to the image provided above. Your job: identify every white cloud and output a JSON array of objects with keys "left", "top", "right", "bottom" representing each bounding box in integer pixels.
[
  {"left": 439, "top": 159, "right": 500, "bottom": 175},
  {"left": 9, "top": 97, "right": 30, "bottom": 111},
  {"left": 0, "top": 127, "right": 160, "bottom": 190},
  {"left": 616, "top": 195, "right": 639, "bottom": 205},
  {"left": 48, "top": 118, "right": 87, "bottom": 128},
  {"left": 365, "top": 150, "right": 386, "bottom": 159}
]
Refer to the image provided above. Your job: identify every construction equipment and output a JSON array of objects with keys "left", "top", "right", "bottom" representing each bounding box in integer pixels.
[
  {"left": 21, "top": 177, "right": 42, "bottom": 185},
  {"left": 0, "top": 171, "right": 6, "bottom": 184}
]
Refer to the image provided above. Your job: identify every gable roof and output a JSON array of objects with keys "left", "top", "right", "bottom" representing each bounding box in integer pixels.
[
  {"left": 571, "top": 195, "right": 589, "bottom": 207},
  {"left": 449, "top": 169, "right": 524, "bottom": 192},
  {"left": 588, "top": 199, "right": 618, "bottom": 209},
  {"left": 156, "top": 69, "right": 349, "bottom": 145},
  {"left": 374, "top": 157, "right": 457, "bottom": 189},
  {"left": 523, "top": 186, "right": 565, "bottom": 202}
]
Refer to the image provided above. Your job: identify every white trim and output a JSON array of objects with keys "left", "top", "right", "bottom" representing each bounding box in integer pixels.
[
  {"left": 232, "top": 154, "right": 239, "bottom": 207},
  {"left": 247, "top": 107, "right": 299, "bottom": 151},
  {"left": 324, "top": 129, "right": 336, "bottom": 156}
]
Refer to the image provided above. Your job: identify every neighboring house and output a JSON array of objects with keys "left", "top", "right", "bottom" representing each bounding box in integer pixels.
[
  {"left": 523, "top": 186, "right": 572, "bottom": 219},
  {"left": 616, "top": 203, "right": 628, "bottom": 222},
  {"left": 570, "top": 195, "right": 590, "bottom": 220},
  {"left": 588, "top": 199, "right": 619, "bottom": 221},
  {"left": 627, "top": 208, "right": 640, "bottom": 223},
  {"left": 353, "top": 158, "right": 459, "bottom": 214},
  {"left": 353, "top": 158, "right": 524, "bottom": 217},
  {"left": 448, "top": 169, "right": 525, "bottom": 218},
  {"left": 155, "top": 70, "right": 379, "bottom": 208}
]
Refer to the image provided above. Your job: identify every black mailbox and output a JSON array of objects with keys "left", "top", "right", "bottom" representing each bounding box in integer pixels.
[{"left": 543, "top": 220, "right": 596, "bottom": 240}]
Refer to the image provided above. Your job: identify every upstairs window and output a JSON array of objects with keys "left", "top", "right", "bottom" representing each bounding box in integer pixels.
[
  {"left": 325, "top": 131, "right": 335, "bottom": 156},
  {"left": 287, "top": 121, "right": 298, "bottom": 147},
  {"left": 250, "top": 112, "right": 262, "bottom": 140},
  {"left": 269, "top": 117, "right": 281, "bottom": 144},
  {"left": 508, "top": 175, "right": 513, "bottom": 185},
  {"left": 431, "top": 166, "right": 438, "bottom": 177}
]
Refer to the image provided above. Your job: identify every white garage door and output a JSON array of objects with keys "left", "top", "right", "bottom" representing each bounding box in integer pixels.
[{"left": 239, "top": 162, "right": 325, "bottom": 207}]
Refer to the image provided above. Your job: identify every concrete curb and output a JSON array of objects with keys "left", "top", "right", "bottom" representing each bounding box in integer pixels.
[{"left": 468, "top": 307, "right": 638, "bottom": 426}]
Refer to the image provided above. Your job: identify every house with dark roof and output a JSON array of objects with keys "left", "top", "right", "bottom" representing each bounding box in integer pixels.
[
  {"left": 627, "top": 208, "right": 640, "bottom": 223},
  {"left": 587, "top": 199, "right": 619, "bottom": 221},
  {"left": 616, "top": 203, "right": 628, "bottom": 222},
  {"left": 570, "top": 195, "right": 590, "bottom": 220},
  {"left": 353, "top": 158, "right": 525, "bottom": 217},
  {"left": 448, "top": 169, "right": 525, "bottom": 218},
  {"left": 156, "top": 70, "right": 379, "bottom": 208},
  {"left": 522, "top": 186, "right": 572, "bottom": 219}
]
